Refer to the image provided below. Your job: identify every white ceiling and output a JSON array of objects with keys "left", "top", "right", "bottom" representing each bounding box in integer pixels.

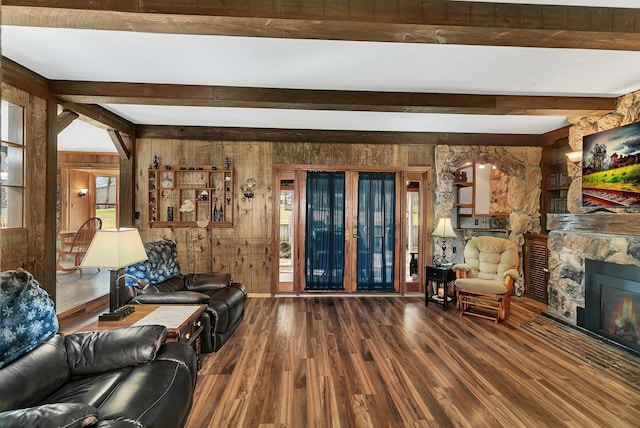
[{"left": 3, "top": 0, "right": 640, "bottom": 152}]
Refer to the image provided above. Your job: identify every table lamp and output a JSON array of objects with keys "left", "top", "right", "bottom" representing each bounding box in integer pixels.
[
  {"left": 80, "top": 228, "right": 148, "bottom": 321},
  {"left": 432, "top": 218, "right": 457, "bottom": 266}
]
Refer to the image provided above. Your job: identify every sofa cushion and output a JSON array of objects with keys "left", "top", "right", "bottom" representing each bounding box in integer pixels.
[
  {"left": 44, "top": 368, "right": 134, "bottom": 409},
  {"left": 124, "top": 240, "right": 180, "bottom": 286},
  {"left": 461, "top": 236, "right": 518, "bottom": 281},
  {"left": 454, "top": 278, "right": 508, "bottom": 295},
  {"left": 0, "top": 269, "right": 58, "bottom": 368},
  {"left": 0, "top": 403, "right": 98, "bottom": 428},
  {"left": 0, "top": 335, "right": 70, "bottom": 412}
]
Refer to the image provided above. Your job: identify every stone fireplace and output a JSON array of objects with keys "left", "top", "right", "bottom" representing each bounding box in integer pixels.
[
  {"left": 546, "top": 89, "right": 640, "bottom": 344},
  {"left": 547, "top": 214, "right": 640, "bottom": 344}
]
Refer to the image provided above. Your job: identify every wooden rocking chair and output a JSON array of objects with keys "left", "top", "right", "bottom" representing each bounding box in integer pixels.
[{"left": 56, "top": 217, "right": 102, "bottom": 277}]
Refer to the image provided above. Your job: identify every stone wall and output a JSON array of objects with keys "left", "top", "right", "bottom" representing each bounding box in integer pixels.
[
  {"left": 548, "top": 89, "right": 640, "bottom": 323},
  {"left": 434, "top": 145, "right": 543, "bottom": 295},
  {"left": 548, "top": 229, "right": 640, "bottom": 322}
]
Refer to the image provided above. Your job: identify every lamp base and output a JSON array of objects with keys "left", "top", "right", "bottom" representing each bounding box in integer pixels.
[{"left": 98, "top": 305, "right": 135, "bottom": 322}]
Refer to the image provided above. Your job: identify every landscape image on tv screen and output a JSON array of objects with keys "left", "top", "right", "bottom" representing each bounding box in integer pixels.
[{"left": 582, "top": 121, "right": 640, "bottom": 207}]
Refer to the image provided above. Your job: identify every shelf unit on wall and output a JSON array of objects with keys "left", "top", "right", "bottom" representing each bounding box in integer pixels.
[
  {"left": 148, "top": 165, "right": 233, "bottom": 228},
  {"left": 452, "top": 165, "right": 474, "bottom": 228},
  {"left": 541, "top": 136, "right": 570, "bottom": 231}
]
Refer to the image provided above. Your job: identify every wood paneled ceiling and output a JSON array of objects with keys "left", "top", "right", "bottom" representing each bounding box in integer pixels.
[{"left": 3, "top": 0, "right": 640, "bottom": 147}]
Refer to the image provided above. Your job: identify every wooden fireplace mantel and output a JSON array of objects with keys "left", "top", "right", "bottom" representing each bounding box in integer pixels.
[{"left": 547, "top": 213, "right": 640, "bottom": 235}]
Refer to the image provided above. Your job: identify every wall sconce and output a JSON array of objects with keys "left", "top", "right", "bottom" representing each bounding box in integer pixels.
[
  {"left": 241, "top": 178, "right": 257, "bottom": 200},
  {"left": 566, "top": 151, "right": 582, "bottom": 163},
  {"left": 78, "top": 188, "right": 89, "bottom": 197}
]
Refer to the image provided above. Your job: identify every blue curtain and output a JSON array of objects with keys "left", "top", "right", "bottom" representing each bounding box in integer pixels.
[
  {"left": 305, "top": 172, "right": 345, "bottom": 291},
  {"left": 356, "top": 172, "right": 396, "bottom": 292}
]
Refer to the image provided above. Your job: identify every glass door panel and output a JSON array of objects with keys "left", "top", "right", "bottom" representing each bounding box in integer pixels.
[
  {"left": 278, "top": 179, "right": 295, "bottom": 292},
  {"left": 356, "top": 172, "right": 396, "bottom": 292}
]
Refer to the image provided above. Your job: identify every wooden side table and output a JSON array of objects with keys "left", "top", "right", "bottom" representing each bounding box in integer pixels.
[
  {"left": 425, "top": 265, "right": 457, "bottom": 311},
  {"left": 80, "top": 304, "right": 207, "bottom": 365}
]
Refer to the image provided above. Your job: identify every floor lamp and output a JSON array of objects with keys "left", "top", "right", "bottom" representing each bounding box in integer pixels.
[
  {"left": 432, "top": 218, "right": 457, "bottom": 267},
  {"left": 80, "top": 228, "right": 148, "bottom": 321}
]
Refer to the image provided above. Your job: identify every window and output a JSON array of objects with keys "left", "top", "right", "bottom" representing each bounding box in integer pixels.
[
  {"left": 1, "top": 99, "right": 25, "bottom": 229},
  {"left": 95, "top": 175, "right": 118, "bottom": 229}
]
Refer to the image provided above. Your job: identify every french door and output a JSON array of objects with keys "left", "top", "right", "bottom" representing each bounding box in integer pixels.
[
  {"left": 304, "top": 172, "right": 346, "bottom": 291},
  {"left": 355, "top": 172, "right": 396, "bottom": 292},
  {"left": 274, "top": 167, "right": 428, "bottom": 295}
]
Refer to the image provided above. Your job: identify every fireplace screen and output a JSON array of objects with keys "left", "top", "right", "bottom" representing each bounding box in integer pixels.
[
  {"left": 600, "top": 281, "right": 640, "bottom": 347},
  {"left": 582, "top": 259, "right": 640, "bottom": 353}
]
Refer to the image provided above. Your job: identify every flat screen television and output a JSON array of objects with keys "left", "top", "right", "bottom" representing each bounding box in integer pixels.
[{"left": 582, "top": 121, "right": 640, "bottom": 207}]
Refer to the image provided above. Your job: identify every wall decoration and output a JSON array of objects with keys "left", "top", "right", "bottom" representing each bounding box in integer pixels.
[{"left": 582, "top": 121, "right": 640, "bottom": 207}]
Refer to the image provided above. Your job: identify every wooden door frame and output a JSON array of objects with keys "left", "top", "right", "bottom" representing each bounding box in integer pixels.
[{"left": 272, "top": 164, "right": 431, "bottom": 296}]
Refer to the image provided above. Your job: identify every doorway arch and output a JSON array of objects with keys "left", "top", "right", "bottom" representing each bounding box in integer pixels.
[{"left": 434, "top": 145, "right": 543, "bottom": 296}]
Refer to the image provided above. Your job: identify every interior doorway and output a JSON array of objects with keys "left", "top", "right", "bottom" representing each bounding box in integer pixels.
[{"left": 56, "top": 117, "right": 119, "bottom": 317}]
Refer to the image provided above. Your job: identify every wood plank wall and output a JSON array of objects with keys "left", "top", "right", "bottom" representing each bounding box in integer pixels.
[
  {"left": 0, "top": 83, "right": 50, "bottom": 294},
  {"left": 57, "top": 152, "right": 119, "bottom": 230},
  {"left": 135, "top": 139, "right": 433, "bottom": 293}
]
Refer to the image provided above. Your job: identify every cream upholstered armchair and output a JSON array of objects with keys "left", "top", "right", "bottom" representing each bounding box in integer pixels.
[{"left": 452, "top": 236, "right": 519, "bottom": 324}]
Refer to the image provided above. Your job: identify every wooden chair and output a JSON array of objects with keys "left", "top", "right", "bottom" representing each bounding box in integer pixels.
[
  {"left": 453, "top": 236, "right": 520, "bottom": 324},
  {"left": 56, "top": 217, "right": 102, "bottom": 277}
]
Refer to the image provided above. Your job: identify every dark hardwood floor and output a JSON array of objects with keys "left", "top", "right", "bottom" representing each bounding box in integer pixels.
[{"left": 186, "top": 296, "right": 640, "bottom": 428}]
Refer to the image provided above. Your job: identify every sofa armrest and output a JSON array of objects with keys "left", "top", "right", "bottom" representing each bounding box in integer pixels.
[
  {"left": 0, "top": 403, "right": 98, "bottom": 428},
  {"left": 64, "top": 325, "right": 167, "bottom": 376},
  {"left": 452, "top": 263, "right": 470, "bottom": 279},
  {"left": 156, "top": 342, "right": 199, "bottom": 389},
  {"left": 504, "top": 269, "right": 519, "bottom": 280},
  {"left": 129, "top": 290, "right": 210, "bottom": 305},
  {"left": 186, "top": 272, "right": 232, "bottom": 292}
]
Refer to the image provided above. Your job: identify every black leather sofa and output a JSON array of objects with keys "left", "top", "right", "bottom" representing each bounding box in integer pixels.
[
  {"left": 122, "top": 240, "right": 247, "bottom": 353},
  {"left": 0, "top": 268, "right": 197, "bottom": 427},
  {"left": 0, "top": 325, "right": 197, "bottom": 428}
]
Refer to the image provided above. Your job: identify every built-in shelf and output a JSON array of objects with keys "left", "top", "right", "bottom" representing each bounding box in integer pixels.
[{"left": 148, "top": 164, "right": 233, "bottom": 228}]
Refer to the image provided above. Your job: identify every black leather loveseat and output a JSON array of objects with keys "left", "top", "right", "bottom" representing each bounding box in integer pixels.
[
  {"left": 0, "top": 269, "right": 197, "bottom": 428},
  {"left": 122, "top": 240, "right": 247, "bottom": 353}
]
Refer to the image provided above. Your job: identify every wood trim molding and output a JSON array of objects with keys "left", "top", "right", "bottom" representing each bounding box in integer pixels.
[{"left": 4, "top": 2, "right": 640, "bottom": 50}]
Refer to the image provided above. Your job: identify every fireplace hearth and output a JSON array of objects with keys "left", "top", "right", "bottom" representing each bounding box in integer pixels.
[{"left": 579, "top": 259, "right": 640, "bottom": 354}]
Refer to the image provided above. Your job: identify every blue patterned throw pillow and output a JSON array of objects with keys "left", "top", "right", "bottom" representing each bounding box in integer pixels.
[
  {"left": 124, "top": 240, "right": 181, "bottom": 286},
  {"left": 0, "top": 269, "right": 58, "bottom": 368}
]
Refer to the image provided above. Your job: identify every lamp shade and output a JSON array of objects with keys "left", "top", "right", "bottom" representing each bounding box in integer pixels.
[
  {"left": 432, "top": 218, "right": 457, "bottom": 238},
  {"left": 80, "top": 228, "right": 148, "bottom": 269}
]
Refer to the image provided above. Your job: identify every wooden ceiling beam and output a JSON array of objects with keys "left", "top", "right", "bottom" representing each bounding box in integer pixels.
[
  {"left": 107, "top": 129, "right": 132, "bottom": 160},
  {"left": 136, "top": 125, "right": 541, "bottom": 146},
  {"left": 56, "top": 101, "right": 136, "bottom": 136},
  {"left": 2, "top": 57, "right": 49, "bottom": 99},
  {"left": 4, "top": 1, "right": 640, "bottom": 50},
  {"left": 50, "top": 81, "right": 615, "bottom": 117},
  {"left": 55, "top": 109, "right": 79, "bottom": 134}
]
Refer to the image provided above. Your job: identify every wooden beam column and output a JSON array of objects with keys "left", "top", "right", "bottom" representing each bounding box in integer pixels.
[
  {"left": 107, "top": 131, "right": 136, "bottom": 227},
  {"left": 43, "top": 98, "right": 59, "bottom": 299}
]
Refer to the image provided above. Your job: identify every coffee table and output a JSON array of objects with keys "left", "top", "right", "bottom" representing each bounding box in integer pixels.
[{"left": 81, "top": 304, "right": 207, "bottom": 363}]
